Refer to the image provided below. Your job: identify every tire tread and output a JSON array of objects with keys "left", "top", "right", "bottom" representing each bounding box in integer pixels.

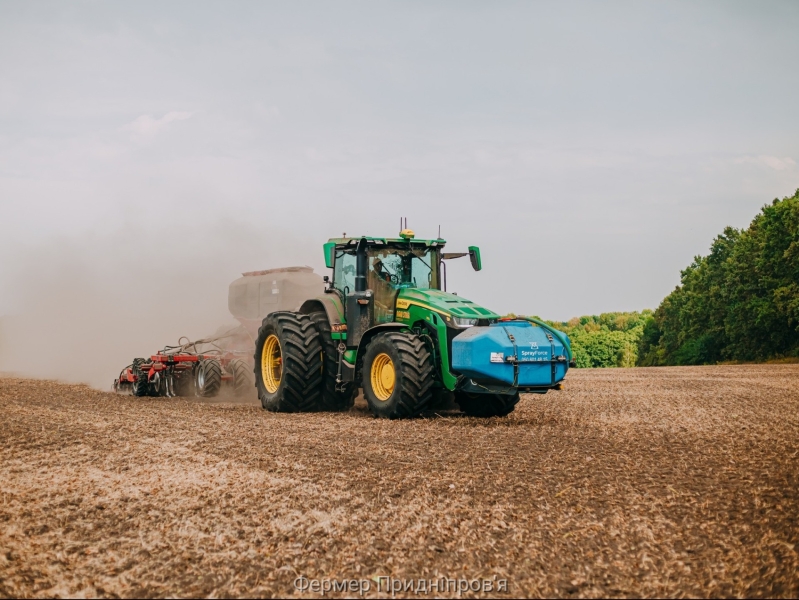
[
  {"left": 196, "top": 358, "right": 222, "bottom": 398},
  {"left": 364, "top": 331, "right": 434, "bottom": 419},
  {"left": 254, "top": 312, "right": 323, "bottom": 412}
]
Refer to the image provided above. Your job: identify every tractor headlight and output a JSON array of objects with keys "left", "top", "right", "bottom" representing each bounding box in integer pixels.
[{"left": 452, "top": 317, "right": 477, "bottom": 328}]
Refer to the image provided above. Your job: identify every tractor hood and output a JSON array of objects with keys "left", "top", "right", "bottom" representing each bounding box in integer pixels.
[{"left": 396, "top": 288, "right": 500, "bottom": 321}]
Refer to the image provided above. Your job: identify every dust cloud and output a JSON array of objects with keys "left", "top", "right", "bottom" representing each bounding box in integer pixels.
[{"left": 0, "top": 220, "right": 320, "bottom": 390}]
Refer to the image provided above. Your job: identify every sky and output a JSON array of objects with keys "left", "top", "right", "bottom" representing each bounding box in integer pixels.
[{"left": 1, "top": 1, "right": 798, "bottom": 380}]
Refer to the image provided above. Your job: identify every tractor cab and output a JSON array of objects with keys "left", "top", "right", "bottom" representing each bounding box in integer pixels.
[{"left": 327, "top": 233, "right": 443, "bottom": 325}]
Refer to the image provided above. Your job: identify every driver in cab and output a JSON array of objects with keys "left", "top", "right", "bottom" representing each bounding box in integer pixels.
[
  {"left": 368, "top": 255, "right": 401, "bottom": 323},
  {"left": 372, "top": 258, "right": 393, "bottom": 284}
]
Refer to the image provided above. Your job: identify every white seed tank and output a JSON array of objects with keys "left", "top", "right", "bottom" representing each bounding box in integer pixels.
[{"left": 228, "top": 266, "right": 324, "bottom": 337}]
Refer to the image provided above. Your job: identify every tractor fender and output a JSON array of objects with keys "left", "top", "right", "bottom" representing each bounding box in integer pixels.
[{"left": 298, "top": 295, "right": 346, "bottom": 328}]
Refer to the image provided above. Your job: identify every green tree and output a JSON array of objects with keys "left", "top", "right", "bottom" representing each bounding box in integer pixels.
[
  {"left": 641, "top": 189, "right": 799, "bottom": 365},
  {"left": 540, "top": 311, "right": 651, "bottom": 368}
]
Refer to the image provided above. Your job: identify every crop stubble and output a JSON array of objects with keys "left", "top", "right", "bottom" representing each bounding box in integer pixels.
[{"left": 1, "top": 365, "right": 797, "bottom": 598}]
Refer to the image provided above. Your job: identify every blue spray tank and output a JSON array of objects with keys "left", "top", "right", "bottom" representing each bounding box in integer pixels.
[{"left": 451, "top": 318, "right": 572, "bottom": 390}]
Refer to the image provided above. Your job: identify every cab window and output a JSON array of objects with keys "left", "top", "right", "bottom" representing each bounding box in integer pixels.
[
  {"left": 368, "top": 253, "right": 401, "bottom": 323},
  {"left": 410, "top": 253, "right": 437, "bottom": 289},
  {"left": 333, "top": 250, "right": 356, "bottom": 294}
]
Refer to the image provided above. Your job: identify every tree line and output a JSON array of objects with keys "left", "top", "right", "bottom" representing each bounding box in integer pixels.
[
  {"left": 505, "top": 311, "right": 653, "bottom": 368},
  {"left": 638, "top": 188, "right": 799, "bottom": 365},
  {"left": 525, "top": 188, "right": 799, "bottom": 367},
  {"left": 542, "top": 311, "right": 651, "bottom": 368}
]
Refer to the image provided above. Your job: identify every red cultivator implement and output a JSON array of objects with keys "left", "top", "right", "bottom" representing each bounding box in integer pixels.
[
  {"left": 112, "top": 266, "right": 324, "bottom": 399},
  {"left": 113, "top": 326, "right": 254, "bottom": 398}
]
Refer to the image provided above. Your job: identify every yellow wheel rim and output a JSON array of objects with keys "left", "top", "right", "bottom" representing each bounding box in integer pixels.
[
  {"left": 261, "top": 334, "right": 282, "bottom": 393},
  {"left": 370, "top": 353, "right": 395, "bottom": 401}
]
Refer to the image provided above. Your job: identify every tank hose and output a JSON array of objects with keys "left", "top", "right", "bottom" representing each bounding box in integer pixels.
[{"left": 512, "top": 316, "right": 573, "bottom": 363}]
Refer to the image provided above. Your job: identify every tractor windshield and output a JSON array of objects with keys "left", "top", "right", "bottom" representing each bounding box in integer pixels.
[
  {"left": 368, "top": 246, "right": 440, "bottom": 291},
  {"left": 368, "top": 245, "right": 440, "bottom": 323}
]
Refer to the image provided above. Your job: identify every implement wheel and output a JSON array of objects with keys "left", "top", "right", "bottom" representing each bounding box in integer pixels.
[
  {"left": 309, "top": 312, "right": 356, "bottom": 411},
  {"left": 362, "top": 331, "right": 434, "bottom": 419},
  {"left": 149, "top": 370, "right": 169, "bottom": 397},
  {"left": 254, "top": 312, "right": 323, "bottom": 412},
  {"left": 229, "top": 358, "right": 254, "bottom": 397},
  {"left": 195, "top": 358, "right": 222, "bottom": 398},
  {"left": 131, "top": 358, "right": 150, "bottom": 397},
  {"left": 455, "top": 391, "right": 519, "bottom": 417}
]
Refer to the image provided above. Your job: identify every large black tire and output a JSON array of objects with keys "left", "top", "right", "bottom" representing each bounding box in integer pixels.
[
  {"left": 309, "top": 312, "right": 356, "bottom": 411},
  {"left": 254, "top": 312, "right": 323, "bottom": 412},
  {"left": 131, "top": 358, "right": 150, "bottom": 397},
  {"left": 362, "top": 331, "right": 434, "bottom": 419},
  {"left": 455, "top": 391, "right": 520, "bottom": 417},
  {"left": 195, "top": 358, "right": 222, "bottom": 398},
  {"left": 228, "top": 358, "right": 254, "bottom": 397}
]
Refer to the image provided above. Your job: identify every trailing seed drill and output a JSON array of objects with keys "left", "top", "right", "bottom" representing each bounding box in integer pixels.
[{"left": 113, "top": 267, "right": 322, "bottom": 399}]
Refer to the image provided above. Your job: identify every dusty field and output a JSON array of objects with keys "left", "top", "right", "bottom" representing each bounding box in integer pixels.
[{"left": 1, "top": 366, "right": 798, "bottom": 598}]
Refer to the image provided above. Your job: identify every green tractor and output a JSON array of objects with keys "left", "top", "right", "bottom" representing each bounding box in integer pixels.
[{"left": 254, "top": 229, "right": 573, "bottom": 418}]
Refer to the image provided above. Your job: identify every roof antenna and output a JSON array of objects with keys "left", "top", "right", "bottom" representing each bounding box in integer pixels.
[{"left": 438, "top": 224, "right": 441, "bottom": 239}]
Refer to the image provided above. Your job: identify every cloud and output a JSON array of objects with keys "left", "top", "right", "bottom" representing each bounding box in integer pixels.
[
  {"left": 733, "top": 155, "right": 796, "bottom": 171},
  {"left": 121, "top": 111, "right": 194, "bottom": 141}
]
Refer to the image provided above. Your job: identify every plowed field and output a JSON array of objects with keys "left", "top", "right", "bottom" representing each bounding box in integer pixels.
[{"left": 1, "top": 365, "right": 798, "bottom": 598}]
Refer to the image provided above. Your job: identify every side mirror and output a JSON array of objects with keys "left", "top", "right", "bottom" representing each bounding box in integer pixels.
[
  {"left": 323, "top": 242, "right": 335, "bottom": 269},
  {"left": 468, "top": 246, "right": 482, "bottom": 271}
]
